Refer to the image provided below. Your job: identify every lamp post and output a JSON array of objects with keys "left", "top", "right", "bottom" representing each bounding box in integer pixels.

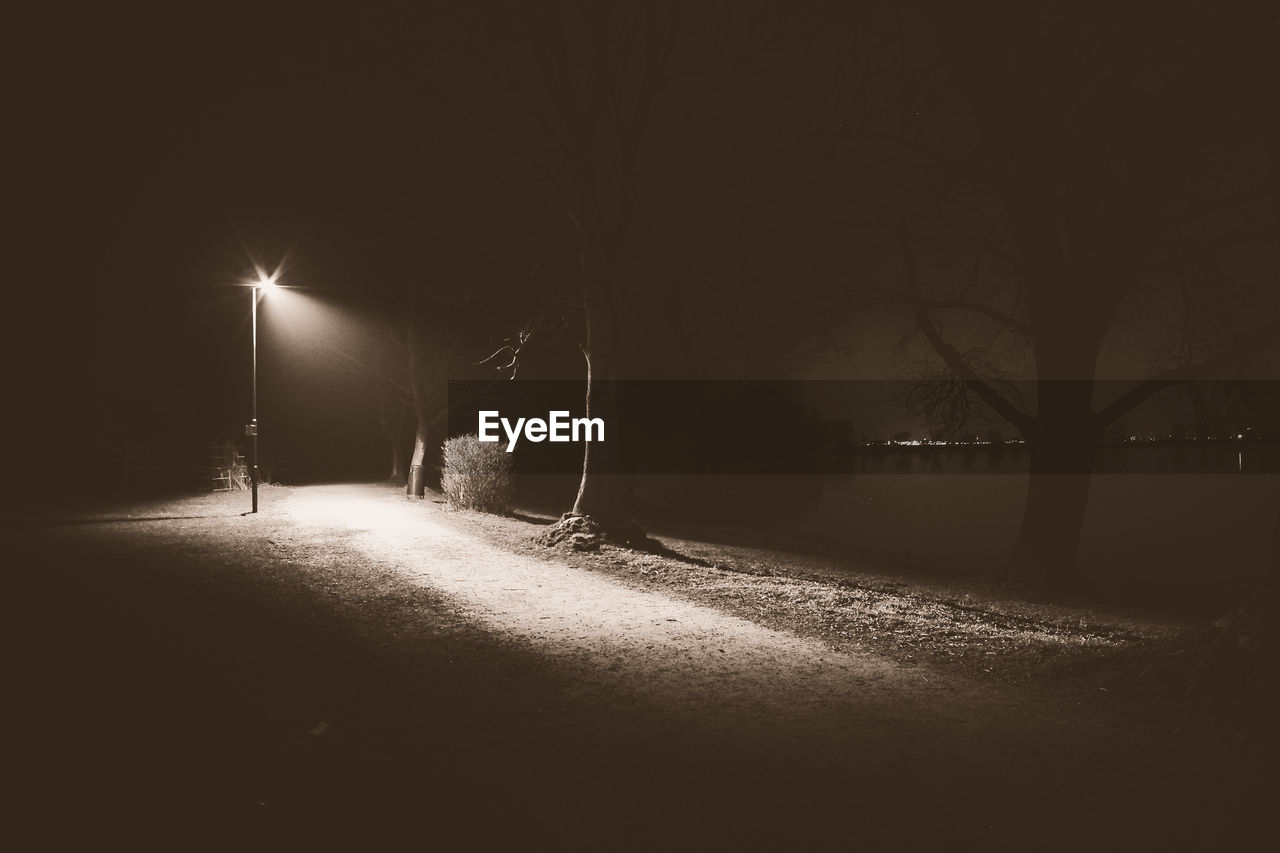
[{"left": 249, "top": 275, "right": 277, "bottom": 512}]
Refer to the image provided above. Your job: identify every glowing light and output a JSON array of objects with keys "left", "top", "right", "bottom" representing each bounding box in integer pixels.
[{"left": 246, "top": 256, "right": 284, "bottom": 293}]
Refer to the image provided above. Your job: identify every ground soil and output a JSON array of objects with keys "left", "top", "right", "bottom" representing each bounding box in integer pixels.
[{"left": 10, "top": 483, "right": 1272, "bottom": 849}]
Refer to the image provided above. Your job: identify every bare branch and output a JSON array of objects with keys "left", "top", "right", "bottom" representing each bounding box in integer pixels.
[
  {"left": 901, "top": 244, "right": 1034, "bottom": 433},
  {"left": 1095, "top": 317, "right": 1280, "bottom": 426}
]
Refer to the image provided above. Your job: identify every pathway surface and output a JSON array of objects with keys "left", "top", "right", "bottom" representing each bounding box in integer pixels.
[
  {"left": 12, "top": 484, "right": 1262, "bottom": 848},
  {"left": 287, "top": 484, "right": 930, "bottom": 757}
]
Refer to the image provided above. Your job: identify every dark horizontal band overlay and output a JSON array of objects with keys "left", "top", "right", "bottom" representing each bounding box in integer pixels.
[{"left": 446, "top": 380, "right": 1280, "bottom": 475}]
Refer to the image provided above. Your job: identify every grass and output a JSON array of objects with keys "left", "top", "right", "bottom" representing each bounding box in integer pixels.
[{"left": 434, "top": 493, "right": 1269, "bottom": 736}]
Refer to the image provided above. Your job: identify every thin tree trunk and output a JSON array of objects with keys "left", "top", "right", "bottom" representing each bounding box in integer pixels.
[
  {"left": 407, "top": 321, "right": 431, "bottom": 497},
  {"left": 390, "top": 437, "right": 408, "bottom": 483},
  {"left": 571, "top": 342, "right": 597, "bottom": 516},
  {"left": 568, "top": 229, "right": 633, "bottom": 526}
]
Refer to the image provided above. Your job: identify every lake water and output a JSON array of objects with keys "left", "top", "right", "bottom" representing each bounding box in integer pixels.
[
  {"left": 846, "top": 443, "right": 1280, "bottom": 475},
  {"left": 520, "top": 446, "right": 1279, "bottom": 590},
  {"left": 790, "top": 473, "right": 1276, "bottom": 585},
  {"left": 619, "top": 446, "right": 1280, "bottom": 592}
]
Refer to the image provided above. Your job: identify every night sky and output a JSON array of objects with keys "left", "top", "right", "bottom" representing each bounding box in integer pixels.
[{"left": 9, "top": 1, "right": 1278, "bottom": 497}]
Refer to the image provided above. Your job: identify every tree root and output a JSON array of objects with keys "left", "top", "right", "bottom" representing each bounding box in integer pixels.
[{"left": 535, "top": 513, "right": 657, "bottom": 552}]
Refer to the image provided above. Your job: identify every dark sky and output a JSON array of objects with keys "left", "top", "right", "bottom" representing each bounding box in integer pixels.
[
  {"left": 9, "top": 2, "right": 1277, "bottom": 492},
  {"left": 11, "top": 4, "right": 391, "bottom": 485}
]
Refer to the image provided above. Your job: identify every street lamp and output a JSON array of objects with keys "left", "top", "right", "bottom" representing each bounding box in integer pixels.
[{"left": 249, "top": 273, "right": 278, "bottom": 512}]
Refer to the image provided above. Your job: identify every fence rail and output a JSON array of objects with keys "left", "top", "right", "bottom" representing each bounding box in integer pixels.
[
  {"left": 101, "top": 438, "right": 276, "bottom": 493},
  {"left": 211, "top": 441, "right": 249, "bottom": 491}
]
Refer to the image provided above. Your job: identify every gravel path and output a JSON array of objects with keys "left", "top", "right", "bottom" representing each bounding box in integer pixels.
[{"left": 287, "top": 486, "right": 919, "bottom": 747}]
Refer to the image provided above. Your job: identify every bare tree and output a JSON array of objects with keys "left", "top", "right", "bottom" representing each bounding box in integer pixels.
[
  {"left": 840, "top": 2, "right": 1279, "bottom": 589},
  {"left": 375, "top": 2, "right": 840, "bottom": 533}
]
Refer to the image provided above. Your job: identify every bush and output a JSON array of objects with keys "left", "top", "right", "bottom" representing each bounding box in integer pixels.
[{"left": 440, "top": 434, "right": 514, "bottom": 513}]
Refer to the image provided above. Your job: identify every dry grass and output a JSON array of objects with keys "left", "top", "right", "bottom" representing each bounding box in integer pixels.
[{"left": 436, "top": 497, "right": 1235, "bottom": 720}]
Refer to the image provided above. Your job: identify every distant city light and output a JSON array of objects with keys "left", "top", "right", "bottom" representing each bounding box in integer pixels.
[{"left": 850, "top": 429, "right": 1263, "bottom": 449}]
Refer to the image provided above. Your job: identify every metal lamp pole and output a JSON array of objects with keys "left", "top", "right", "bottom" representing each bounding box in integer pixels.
[{"left": 250, "top": 284, "right": 260, "bottom": 513}]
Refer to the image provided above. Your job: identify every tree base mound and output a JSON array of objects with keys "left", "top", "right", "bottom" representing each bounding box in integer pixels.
[{"left": 535, "top": 513, "right": 656, "bottom": 552}]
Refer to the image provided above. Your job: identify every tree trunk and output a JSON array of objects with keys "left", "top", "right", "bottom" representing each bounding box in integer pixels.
[
  {"left": 409, "top": 429, "right": 428, "bottom": 469},
  {"left": 1008, "top": 378, "right": 1100, "bottom": 591},
  {"left": 1009, "top": 469, "right": 1094, "bottom": 591},
  {"left": 381, "top": 407, "right": 411, "bottom": 484},
  {"left": 390, "top": 436, "right": 408, "bottom": 483},
  {"left": 569, "top": 329, "right": 632, "bottom": 522},
  {"left": 569, "top": 401, "right": 632, "bottom": 520},
  {"left": 406, "top": 321, "right": 432, "bottom": 498},
  {"left": 567, "top": 230, "right": 636, "bottom": 529}
]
